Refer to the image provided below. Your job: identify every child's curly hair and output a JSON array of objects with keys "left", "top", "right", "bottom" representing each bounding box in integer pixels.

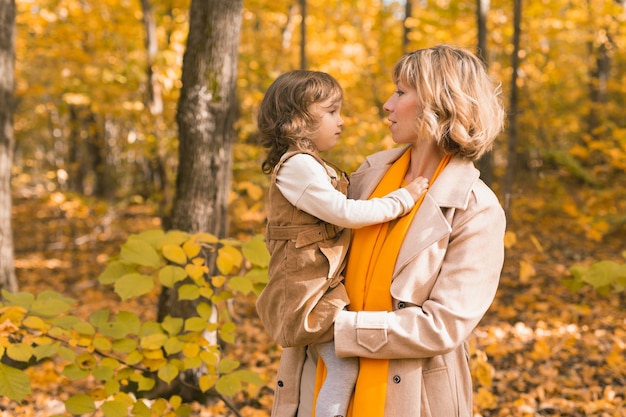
[{"left": 258, "top": 70, "right": 343, "bottom": 174}]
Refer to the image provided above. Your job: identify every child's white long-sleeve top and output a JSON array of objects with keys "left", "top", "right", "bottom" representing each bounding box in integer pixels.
[{"left": 275, "top": 153, "right": 415, "bottom": 229}]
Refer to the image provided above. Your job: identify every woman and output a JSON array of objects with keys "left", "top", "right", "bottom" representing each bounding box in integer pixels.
[{"left": 269, "top": 44, "right": 506, "bottom": 417}]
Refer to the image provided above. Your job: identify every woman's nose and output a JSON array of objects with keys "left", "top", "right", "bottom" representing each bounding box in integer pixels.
[{"left": 383, "top": 98, "right": 392, "bottom": 112}]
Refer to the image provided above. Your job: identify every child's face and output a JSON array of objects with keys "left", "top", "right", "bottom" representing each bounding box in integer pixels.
[{"left": 310, "top": 98, "right": 343, "bottom": 152}]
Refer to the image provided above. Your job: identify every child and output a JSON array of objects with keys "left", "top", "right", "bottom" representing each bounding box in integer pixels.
[{"left": 255, "top": 70, "right": 428, "bottom": 417}]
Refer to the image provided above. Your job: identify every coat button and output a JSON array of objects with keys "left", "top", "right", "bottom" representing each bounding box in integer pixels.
[
  {"left": 393, "top": 375, "right": 401, "bottom": 384},
  {"left": 397, "top": 302, "right": 406, "bottom": 309},
  {"left": 277, "top": 380, "right": 284, "bottom": 387}
]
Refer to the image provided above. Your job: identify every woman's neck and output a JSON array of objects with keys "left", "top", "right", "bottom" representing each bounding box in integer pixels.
[{"left": 405, "top": 142, "right": 446, "bottom": 182}]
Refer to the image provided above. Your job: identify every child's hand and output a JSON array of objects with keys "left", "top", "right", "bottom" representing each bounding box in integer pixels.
[{"left": 404, "top": 176, "right": 429, "bottom": 202}]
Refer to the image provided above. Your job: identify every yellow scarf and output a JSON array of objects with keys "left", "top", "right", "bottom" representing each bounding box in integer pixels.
[{"left": 313, "top": 148, "right": 451, "bottom": 416}]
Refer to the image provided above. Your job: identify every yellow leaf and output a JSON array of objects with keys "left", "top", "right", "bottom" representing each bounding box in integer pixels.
[
  {"left": 212, "top": 276, "right": 226, "bottom": 287},
  {"left": 503, "top": 231, "right": 517, "bottom": 249},
  {"left": 519, "top": 260, "right": 536, "bottom": 284},
  {"left": 199, "top": 374, "right": 217, "bottom": 393},
  {"left": 474, "top": 387, "right": 498, "bottom": 409},
  {"left": 182, "top": 342, "right": 200, "bottom": 358},
  {"left": 185, "top": 263, "right": 208, "bottom": 281},
  {"left": 217, "top": 246, "right": 243, "bottom": 275},
  {"left": 162, "top": 245, "right": 187, "bottom": 265},
  {"left": 194, "top": 232, "right": 219, "bottom": 244},
  {"left": 183, "top": 239, "right": 201, "bottom": 258}
]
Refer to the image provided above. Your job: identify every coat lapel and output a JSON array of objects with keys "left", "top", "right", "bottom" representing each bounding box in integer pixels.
[{"left": 349, "top": 147, "right": 481, "bottom": 276}]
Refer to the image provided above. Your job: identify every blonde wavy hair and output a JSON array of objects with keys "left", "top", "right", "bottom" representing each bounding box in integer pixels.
[
  {"left": 393, "top": 45, "right": 505, "bottom": 160},
  {"left": 258, "top": 70, "right": 343, "bottom": 174}
]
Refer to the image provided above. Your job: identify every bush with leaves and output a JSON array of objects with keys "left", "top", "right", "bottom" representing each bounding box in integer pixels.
[
  {"left": 565, "top": 251, "right": 626, "bottom": 295},
  {"left": 0, "top": 229, "right": 270, "bottom": 416}
]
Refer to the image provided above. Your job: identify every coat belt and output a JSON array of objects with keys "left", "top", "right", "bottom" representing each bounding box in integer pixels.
[{"left": 267, "top": 223, "right": 343, "bottom": 247}]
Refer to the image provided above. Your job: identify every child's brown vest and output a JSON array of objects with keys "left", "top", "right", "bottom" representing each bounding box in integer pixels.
[{"left": 256, "top": 150, "right": 351, "bottom": 347}]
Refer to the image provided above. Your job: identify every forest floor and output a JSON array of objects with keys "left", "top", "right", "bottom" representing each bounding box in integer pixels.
[{"left": 3, "top": 179, "right": 626, "bottom": 417}]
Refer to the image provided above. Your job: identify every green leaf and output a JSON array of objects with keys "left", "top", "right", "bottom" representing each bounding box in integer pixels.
[
  {"left": 215, "top": 373, "right": 242, "bottom": 397},
  {"left": 174, "top": 404, "right": 193, "bottom": 417},
  {"left": 219, "top": 322, "right": 237, "bottom": 344},
  {"left": 62, "top": 364, "right": 90, "bottom": 380},
  {"left": 93, "top": 336, "right": 113, "bottom": 351},
  {"left": 114, "top": 273, "right": 154, "bottom": 300},
  {"left": 65, "top": 393, "right": 96, "bottom": 415},
  {"left": 89, "top": 309, "right": 111, "bottom": 328},
  {"left": 134, "top": 229, "right": 166, "bottom": 247},
  {"left": 0, "top": 363, "right": 31, "bottom": 402},
  {"left": 158, "top": 265, "right": 188, "bottom": 288},
  {"left": 196, "top": 302, "right": 213, "bottom": 320},
  {"left": 184, "top": 317, "right": 207, "bottom": 332},
  {"left": 7, "top": 343, "right": 34, "bottom": 363},
  {"left": 74, "top": 321, "right": 96, "bottom": 336},
  {"left": 140, "top": 332, "right": 168, "bottom": 349},
  {"left": 93, "top": 365, "right": 115, "bottom": 381},
  {"left": 178, "top": 284, "right": 200, "bottom": 301},
  {"left": 245, "top": 266, "right": 269, "bottom": 285},
  {"left": 120, "top": 237, "right": 161, "bottom": 268},
  {"left": 161, "top": 316, "right": 184, "bottom": 336},
  {"left": 99, "top": 261, "right": 136, "bottom": 285},
  {"left": 76, "top": 352, "right": 97, "bottom": 370},
  {"left": 133, "top": 374, "right": 156, "bottom": 391},
  {"left": 582, "top": 261, "right": 626, "bottom": 288},
  {"left": 52, "top": 315, "right": 80, "bottom": 329},
  {"left": 101, "top": 399, "right": 129, "bottom": 417},
  {"left": 163, "top": 338, "right": 185, "bottom": 355},
  {"left": 231, "top": 369, "right": 265, "bottom": 386},
  {"left": 125, "top": 350, "right": 143, "bottom": 366},
  {"left": 157, "top": 362, "right": 179, "bottom": 384},
  {"left": 1, "top": 290, "right": 35, "bottom": 309},
  {"left": 117, "top": 311, "right": 141, "bottom": 334},
  {"left": 227, "top": 276, "right": 254, "bottom": 294},
  {"left": 217, "top": 358, "right": 239, "bottom": 373},
  {"left": 112, "top": 338, "right": 138, "bottom": 353},
  {"left": 242, "top": 236, "right": 270, "bottom": 267},
  {"left": 33, "top": 343, "right": 59, "bottom": 361},
  {"left": 131, "top": 399, "right": 151, "bottom": 417},
  {"left": 104, "top": 379, "right": 121, "bottom": 396}
]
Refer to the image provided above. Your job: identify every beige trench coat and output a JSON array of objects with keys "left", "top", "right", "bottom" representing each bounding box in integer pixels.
[{"left": 269, "top": 146, "right": 506, "bottom": 417}]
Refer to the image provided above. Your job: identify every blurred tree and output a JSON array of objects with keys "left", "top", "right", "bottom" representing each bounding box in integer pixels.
[
  {"left": 504, "top": 0, "right": 522, "bottom": 214},
  {"left": 0, "top": 0, "right": 17, "bottom": 292},
  {"left": 476, "top": 0, "right": 495, "bottom": 186},
  {"left": 155, "top": 0, "right": 244, "bottom": 401},
  {"left": 300, "top": 0, "right": 307, "bottom": 69}
]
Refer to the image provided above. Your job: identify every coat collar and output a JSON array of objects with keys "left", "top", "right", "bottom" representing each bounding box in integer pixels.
[{"left": 350, "top": 145, "right": 480, "bottom": 210}]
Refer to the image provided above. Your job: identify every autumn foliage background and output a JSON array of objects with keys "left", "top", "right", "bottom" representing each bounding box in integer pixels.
[{"left": 3, "top": 0, "right": 626, "bottom": 416}]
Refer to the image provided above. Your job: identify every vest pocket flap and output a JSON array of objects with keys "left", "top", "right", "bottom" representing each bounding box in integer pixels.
[{"left": 295, "top": 228, "right": 324, "bottom": 248}]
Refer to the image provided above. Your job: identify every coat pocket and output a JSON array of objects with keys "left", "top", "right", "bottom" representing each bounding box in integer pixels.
[
  {"left": 422, "top": 367, "right": 456, "bottom": 417},
  {"left": 355, "top": 311, "right": 388, "bottom": 352}
]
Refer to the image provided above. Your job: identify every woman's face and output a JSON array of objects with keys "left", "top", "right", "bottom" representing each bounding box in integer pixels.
[{"left": 383, "top": 81, "right": 420, "bottom": 145}]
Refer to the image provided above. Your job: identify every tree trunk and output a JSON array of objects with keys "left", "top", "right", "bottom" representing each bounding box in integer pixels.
[
  {"left": 300, "top": 0, "right": 307, "bottom": 69},
  {"left": 503, "top": 0, "right": 522, "bottom": 215},
  {"left": 159, "top": 0, "right": 242, "bottom": 343},
  {"left": 0, "top": 0, "right": 17, "bottom": 293},
  {"left": 403, "top": 0, "right": 412, "bottom": 53},
  {"left": 141, "top": 0, "right": 169, "bottom": 211},
  {"left": 475, "top": 0, "right": 495, "bottom": 186}
]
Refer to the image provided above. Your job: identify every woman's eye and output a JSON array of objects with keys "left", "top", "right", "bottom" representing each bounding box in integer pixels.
[{"left": 395, "top": 90, "right": 404, "bottom": 96}]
